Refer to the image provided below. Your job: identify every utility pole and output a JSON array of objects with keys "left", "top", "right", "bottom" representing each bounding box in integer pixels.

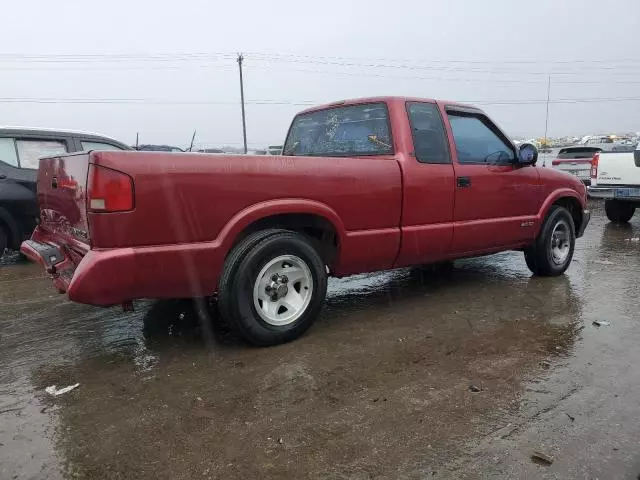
[
  {"left": 188, "top": 130, "right": 197, "bottom": 152},
  {"left": 542, "top": 75, "right": 551, "bottom": 167},
  {"left": 237, "top": 53, "right": 248, "bottom": 154}
]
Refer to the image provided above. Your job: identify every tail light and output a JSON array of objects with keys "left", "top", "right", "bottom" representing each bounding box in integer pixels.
[
  {"left": 88, "top": 164, "right": 134, "bottom": 212},
  {"left": 590, "top": 152, "right": 599, "bottom": 179}
]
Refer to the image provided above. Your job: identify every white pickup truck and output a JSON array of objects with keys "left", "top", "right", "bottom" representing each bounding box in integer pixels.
[{"left": 588, "top": 144, "right": 640, "bottom": 222}]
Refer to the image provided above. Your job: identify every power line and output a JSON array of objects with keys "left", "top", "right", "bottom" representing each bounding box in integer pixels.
[
  {"left": 245, "top": 51, "right": 640, "bottom": 66},
  {"left": 2, "top": 50, "right": 640, "bottom": 66},
  {"left": 243, "top": 64, "right": 640, "bottom": 86},
  {"left": 2, "top": 96, "right": 640, "bottom": 106}
]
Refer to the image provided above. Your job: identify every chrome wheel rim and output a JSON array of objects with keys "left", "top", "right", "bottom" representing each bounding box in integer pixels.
[
  {"left": 253, "top": 255, "right": 313, "bottom": 326},
  {"left": 550, "top": 220, "right": 571, "bottom": 265}
]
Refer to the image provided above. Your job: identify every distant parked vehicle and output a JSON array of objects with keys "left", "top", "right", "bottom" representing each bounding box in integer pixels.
[
  {"left": 197, "top": 148, "right": 225, "bottom": 154},
  {"left": 552, "top": 146, "right": 599, "bottom": 185},
  {"left": 579, "top": 135, "right": 636, "bottom": 152},
  {"left": 266, "top": 145, "right": 283, "bottom": 155},
  {"left": 134, "top": 144, "right": 184, "bottom": 152},
  {"left": 588, "top": 143, "right": 640, "bottom": 223},
  {"left": 0, "top": 127, "right": 129, "bottom": 257}
]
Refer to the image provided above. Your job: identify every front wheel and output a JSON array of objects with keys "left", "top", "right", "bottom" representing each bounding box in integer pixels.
[
  {"left": 605, "top": 199, "right": 635, "bottom": 224},
  {"left": 524, "top": 206, "right": 575, "bottom": 277},
  {"left": 219, "top": 230, "right": 327, "bottom": 346}
]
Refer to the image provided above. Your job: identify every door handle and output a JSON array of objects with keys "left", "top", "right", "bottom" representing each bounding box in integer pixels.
[
  {"left": 0, "top": 174, "right": 6, "bottom": 180},
  {"left": 457, "top": 176, "right": 471, "bottom": 187}
]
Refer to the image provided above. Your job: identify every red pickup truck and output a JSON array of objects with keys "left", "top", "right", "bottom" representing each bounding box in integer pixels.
[{"left": 22, "top": 97, "right": 589, "bottom": 345}]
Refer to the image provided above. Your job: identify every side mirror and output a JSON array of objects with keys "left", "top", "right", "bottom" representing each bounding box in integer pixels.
[{"left": 517, "top": 143, "right": 538, "bottom": 165}]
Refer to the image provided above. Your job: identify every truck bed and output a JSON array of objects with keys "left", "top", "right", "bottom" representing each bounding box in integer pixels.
[{"left": 24, "top": 151, "right": 403, "bottom": 304}]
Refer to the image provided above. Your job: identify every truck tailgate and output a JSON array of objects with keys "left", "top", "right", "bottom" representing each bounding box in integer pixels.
[
  {"left": 21, "top": 153, "right": 91, "bottom": 289},
  {"left": 594, "top": 151, "right": 640, "bottom": 186},
  {"left": 36, "top": 153, "right": 91, "bottom": 248}
]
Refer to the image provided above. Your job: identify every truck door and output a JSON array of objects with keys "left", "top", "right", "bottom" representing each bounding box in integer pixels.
[
  {"left": 442, "top": 106, "right": 541, "bottom": 254},
  {"left": 394, "top": 101, "right": 456, "bottom": 267}
]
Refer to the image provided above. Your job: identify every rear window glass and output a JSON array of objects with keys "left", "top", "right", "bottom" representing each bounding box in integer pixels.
[
  {"left": 284, "top": 103, "right": 392, "bottom": 157},
  {"left": 0, "top": 138, "right": 18, "bottom": 167},
  {"left": 16, "top": 139, "right": 68, "bottom": 169},
  {"left": 557, "top": 147, "right": 600, "bottom": 159}
]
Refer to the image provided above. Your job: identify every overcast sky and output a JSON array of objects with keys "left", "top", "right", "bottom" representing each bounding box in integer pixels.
[{"left": 1, "top": 0, "right": 639, "bottom": 148}]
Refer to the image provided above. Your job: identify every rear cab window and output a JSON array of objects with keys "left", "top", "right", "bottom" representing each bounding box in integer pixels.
[
  {"left": 283, "top": 102, "right": 393, "bottom": 157},
  {"left": 557, "top": 147, "right": 601, "bottom": 159},
  {"left": 446, "top": 111, "right": 515, "bottom": 164}
]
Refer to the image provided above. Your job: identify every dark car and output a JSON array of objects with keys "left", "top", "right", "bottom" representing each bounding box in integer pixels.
[{"left": 0, "top": 127, "right": 130, "bottom": 257}]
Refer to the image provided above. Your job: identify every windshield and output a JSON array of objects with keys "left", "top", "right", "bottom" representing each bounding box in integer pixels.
[{"left": 284, "top": 103, "right": 392, "bottom": 156}]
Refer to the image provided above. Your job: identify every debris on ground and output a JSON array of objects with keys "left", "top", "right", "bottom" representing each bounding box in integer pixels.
[
  {"left": 592, "top": 320, "right": 611, "bottom": 327},
  {"left": 539, "top": 361, "right": 551, "bottom": 369},
  {"left": 594, "top": 259, "right": 615, "bottom": 265},
  {"left": 45, "top": 383, "right": 80, "bottom": 396},
  {"left": 566, "top": 413, "right": 575, "bottom": 422},
  {"left": 278, "top": 437, "right": 284, "bottom": 444},
  {"left": 531, "top": 451, "right": 554, "bottom": 465},
  {"left": 469, "top": 384, "right": 483, "bottom": 393}
]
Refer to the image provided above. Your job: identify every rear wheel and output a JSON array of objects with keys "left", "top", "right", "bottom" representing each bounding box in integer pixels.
[
  {"left": 219, "top": 230, "right": 327, "bottom": 346},
  {"left": 524, "top": 206, "right": 575, "bottom": 276},
  {"left": 605, "top": 200, "right": 635, "bottom": 224}
]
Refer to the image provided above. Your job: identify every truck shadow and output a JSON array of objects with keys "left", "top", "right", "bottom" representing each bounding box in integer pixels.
[{"left": 140, "top": 253, "right": 582, "bottom": 356}]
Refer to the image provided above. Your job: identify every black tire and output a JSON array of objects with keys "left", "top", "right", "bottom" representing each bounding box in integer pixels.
[
  {"left": 524, "top": 206, "right": 575, "bottom": 277},
  {"left": 217, "top": 229, "right": 282, "bottom": 325},
  {"left": 220, "top": 230, "right": 327, "bottom": 346},
  {"left": 605, "top": 199, "right": 635, "bottom": 224}
]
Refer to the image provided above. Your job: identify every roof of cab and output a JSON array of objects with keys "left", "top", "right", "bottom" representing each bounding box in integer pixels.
[
  {"left": 296, "top": 96, "right": 479, "bottom": 115},
  {"left": 0, "top": 126, "right": 128, "bottom": 145}
]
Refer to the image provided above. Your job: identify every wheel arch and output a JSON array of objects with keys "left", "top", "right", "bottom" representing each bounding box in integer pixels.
[
  {"left": 217, "top": 199, "right": 345, "bottom": 270},
  {"left": 537, "top": 190, "right": 585, "bottom": 236}
]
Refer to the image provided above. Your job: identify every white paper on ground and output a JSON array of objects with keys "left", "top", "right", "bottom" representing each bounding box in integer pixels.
[{"left": 45, "top": 383, "right": 80, "bottom": 396}]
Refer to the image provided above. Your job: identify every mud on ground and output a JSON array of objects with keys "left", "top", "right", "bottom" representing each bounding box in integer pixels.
[{"left": 2, "top": 200, "right": 640, "bottom": 479}]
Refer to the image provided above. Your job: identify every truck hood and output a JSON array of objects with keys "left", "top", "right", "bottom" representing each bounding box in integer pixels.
[{"left": 538, "top": 165, "right": 587, "bottom": 199}]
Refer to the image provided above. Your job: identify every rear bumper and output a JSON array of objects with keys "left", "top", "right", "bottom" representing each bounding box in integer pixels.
[
  {"left": 21, "top": 232, "right": 226, "bottom": 306},
  {"left": 577, "top": 209, "right": 590, "bottom": 238},
  {"left": 587, "top": 186, "right": 640, "bottom": 201}
]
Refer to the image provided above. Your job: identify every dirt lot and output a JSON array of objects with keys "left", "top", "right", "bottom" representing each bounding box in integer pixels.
[{"left": 2, "top": 200, "right": 640, "bottom": 480}]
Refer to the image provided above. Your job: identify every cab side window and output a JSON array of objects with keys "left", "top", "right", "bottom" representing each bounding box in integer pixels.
[
  {"left": 0, "top": 138, "right": 19, "bottom": 167},
  {"left": 81, "top": 141, "right": 124, "bottom": 151},
  {"left": 406, "top": 102, "right": 450, "bottom": 164},
  {"left": 15, "top": 139, "right": 68, "bottom": 169},
  {"left": 447, "top": 113, "right": 515, "bottom": 164}
]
